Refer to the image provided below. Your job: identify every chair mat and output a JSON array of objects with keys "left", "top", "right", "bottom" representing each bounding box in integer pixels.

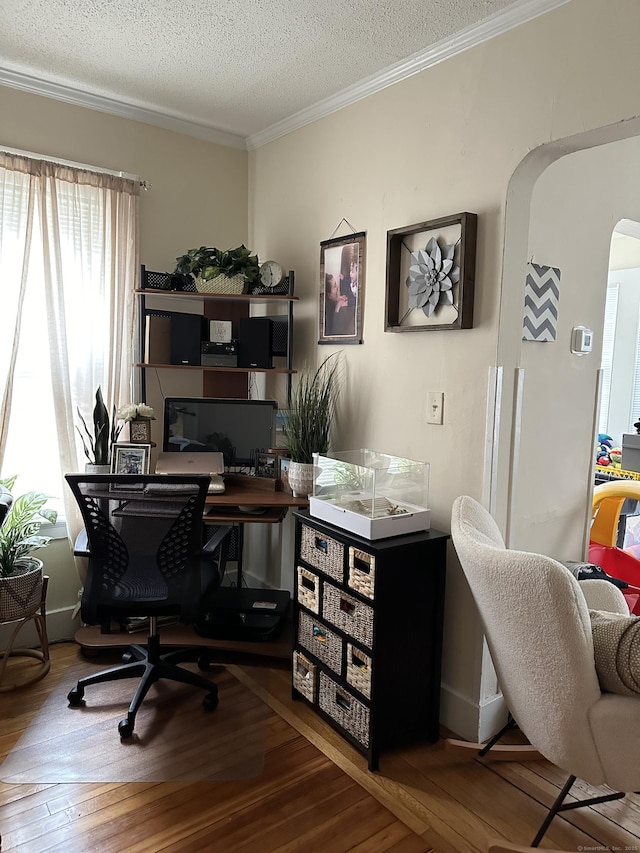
[{"left": 1, "top": 656, "right": 271, "bottom": 783}]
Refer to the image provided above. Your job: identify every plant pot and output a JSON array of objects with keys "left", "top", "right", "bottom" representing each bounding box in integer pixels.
[
  {"left": 84, "top": 463, "right": 110, "bottom": 475},
  {"left": 0, "top": 557, "right": 44, "bottom": 623},
  {"left": 195, "top": 273, "right": 246, "bottom": 295},
  {"left": 129, "top": 419, "right": 152, "bottom": 443},
  {"left": 288, "top": 461, "right": 315, "bottom": 498}
]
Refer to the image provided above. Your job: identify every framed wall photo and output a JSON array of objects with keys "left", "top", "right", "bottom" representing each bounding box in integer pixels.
[
  {"left": 111, "top": 443, "right": 151, "bottom": 476},
  {"left": 319, "top": 232, "right": 365, "bottom": 344},
  {"left": 385, "top": 212, "right": 477, "bottom": 332}
]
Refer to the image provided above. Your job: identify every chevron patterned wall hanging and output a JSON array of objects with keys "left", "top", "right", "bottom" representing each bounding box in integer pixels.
[{"left": 522, "top": 262, "right": 561, "bottom": 342}]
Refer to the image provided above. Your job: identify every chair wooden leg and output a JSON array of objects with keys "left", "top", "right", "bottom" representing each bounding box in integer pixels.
[
  {"left": 444, "top": 717, "right": 544, "bottom": 762},
  {"left": 444, "top": 739, "right": 544, "bottom": 761}
]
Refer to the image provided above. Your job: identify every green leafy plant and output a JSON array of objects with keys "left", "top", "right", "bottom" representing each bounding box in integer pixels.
[
  {"left": 76, "top": 387, "right": 121, "bottom": 466},
  {"left": 168, "top": 245, "right": 260, "bottom": 291},
  {"left": 0, "top": 476, "right": 57, "bottom": 578},
  {"left": 283, "top": 353, "right": 342, "bottom": 464}
]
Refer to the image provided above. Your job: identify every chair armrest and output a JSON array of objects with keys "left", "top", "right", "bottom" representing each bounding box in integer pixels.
[
  {"left": 202, "top": 525, "right": 233, "bottom": 555},
  {"left": 579, "top": 579, "right": 629, "bottom": 615}
]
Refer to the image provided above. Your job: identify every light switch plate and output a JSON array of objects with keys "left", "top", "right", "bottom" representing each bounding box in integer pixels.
[{"left": 427, "top": 392, "right": 444, "bottom": 424}]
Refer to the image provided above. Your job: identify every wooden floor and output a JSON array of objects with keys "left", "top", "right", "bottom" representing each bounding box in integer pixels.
[{"left": 2, "top": 643, "right": 640, "bottom": 853}]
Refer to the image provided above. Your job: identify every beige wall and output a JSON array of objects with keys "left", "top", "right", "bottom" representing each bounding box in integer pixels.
[
  {"left": 5, "top": 0, "right": 640, "bottom": 739},
  {"left": 0, "top": 85, "right": 249, "bottom": 640},
  {"left": 248, "top": 0, "right": 640, "bottom": 738}
]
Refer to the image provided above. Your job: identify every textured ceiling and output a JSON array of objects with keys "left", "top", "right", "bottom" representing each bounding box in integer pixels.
[{"left": 0, "top": 0, "right": 565, "bottom": 145}]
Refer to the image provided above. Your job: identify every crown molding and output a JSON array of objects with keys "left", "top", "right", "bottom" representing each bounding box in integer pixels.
[
  {"left": 0, "top": 66, "right": 247, "bottom": 150},
  {"left": 246, "top": 0, "right": 571, "bottom": 149},
  {"left": 0, "top": 0, "right": 570, "bottom": 152}
]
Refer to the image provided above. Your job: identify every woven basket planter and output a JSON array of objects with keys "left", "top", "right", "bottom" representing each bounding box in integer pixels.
[
  {"left": 195, "top": 273, "right": 246, "bottom": 295},
  {"left": 0, "top": 557, "right": 44, "bottom": 623}
]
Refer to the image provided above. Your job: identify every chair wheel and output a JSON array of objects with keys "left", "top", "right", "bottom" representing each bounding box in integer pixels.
[
  {"left": 197, "top": 654, "right": 211, "bottom": 671},
  {"left": 203, "top": 692, "right": 219, "bottom": 711},
  {"left": 121, "top": 650, "right": 135, "bottom": 664},
  {"left": 67, "top": 687, "right": 84, "bottom": 706},
  {"left": 118, "top": 719, "right": 134, "bottom": 738}
]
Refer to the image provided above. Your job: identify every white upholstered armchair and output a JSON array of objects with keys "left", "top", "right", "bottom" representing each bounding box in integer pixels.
[{"left": 450, "top": 494, "right": 640, "bottom": 852}]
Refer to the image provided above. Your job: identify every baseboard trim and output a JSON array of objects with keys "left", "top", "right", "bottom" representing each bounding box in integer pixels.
[
  {"left": 440, "top": 682, "right": 508, "bottom": 743},
  {"left": 0, "top": 606, "right": 78, "bottom": 648}
]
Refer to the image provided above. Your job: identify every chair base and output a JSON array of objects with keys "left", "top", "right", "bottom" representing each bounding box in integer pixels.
[
  {"left": 67, "top": 633, "right": 219, "bottom": 738},
  {"left": 444, "top": 718, "right": 544, "bottom": 762},
  {"left": 449, "top": 731, "right": 627, "bottom": 850},
  {"left": 444, "top": 739, "right": 544, "bottom": 762}
]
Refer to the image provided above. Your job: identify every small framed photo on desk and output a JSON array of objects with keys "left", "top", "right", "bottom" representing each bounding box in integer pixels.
[
  {"left": 255, "top": 451, "right": 278, "bottom": 480},
  {"left": 278, "top": 457, "right": 292, "bottom": 494},
  {"left": 111, "top": 443, "right": 151, "bottom": 476}
]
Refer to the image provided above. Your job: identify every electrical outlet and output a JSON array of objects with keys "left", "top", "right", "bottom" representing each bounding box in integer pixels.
[{"left": 427, "top": 392, "right": 444, "bottom": 424}]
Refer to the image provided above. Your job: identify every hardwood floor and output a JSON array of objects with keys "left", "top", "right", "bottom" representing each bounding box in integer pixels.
[{"left": 2, "top": 642, "right": 640, "bottom": 852}]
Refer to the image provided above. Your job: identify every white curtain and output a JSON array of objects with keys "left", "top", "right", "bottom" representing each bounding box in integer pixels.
[{"left": 0, "top": 152, "right": 139, "bottom": 542}]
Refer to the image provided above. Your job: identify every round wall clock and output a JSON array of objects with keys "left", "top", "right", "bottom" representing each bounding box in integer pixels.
[{"left": 259, "top": 260, "right": 283, "bottom": 289}]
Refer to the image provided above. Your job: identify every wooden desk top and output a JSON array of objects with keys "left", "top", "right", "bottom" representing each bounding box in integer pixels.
[
  {"left": 205, "top": 484, "right": 308, "bottom": 509},
  {"left": 204, "top": 485, "right": 307, "bottom": 524}
]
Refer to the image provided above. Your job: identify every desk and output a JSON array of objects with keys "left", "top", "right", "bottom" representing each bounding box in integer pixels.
[{"left": 203, "top": 484, "right": 307, "bottom": 587}]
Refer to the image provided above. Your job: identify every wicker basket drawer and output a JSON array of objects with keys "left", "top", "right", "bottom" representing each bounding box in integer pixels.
[
  {"left": 296, "top": 566, "right": 320, "bottom": 614},
  {"left": 346, "top": 642, "right": 372, "bottom": 699},
  {"left": 348, "top": 547, "right": 376, "bottom": 600},
  {"left": 322, "top": 583, "right": 374, "bottom": 649},
  {"left": 297, "top": 610, "right": 343, "bottom": 676},
  {"left": 318, "top": 672, "right": 370, "bottom": 748},
  {"left": 300, "top": 524, "right": 344, "bottom": 583},
  {"left": 293, "top": 650, "right": 317, "bottom": 703}
]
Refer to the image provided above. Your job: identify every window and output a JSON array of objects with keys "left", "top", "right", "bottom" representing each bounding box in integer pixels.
[{"left": 0, "top": 152, "right": 138, "bottom": 535}]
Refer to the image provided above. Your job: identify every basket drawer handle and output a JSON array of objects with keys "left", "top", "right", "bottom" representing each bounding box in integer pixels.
[
  {"left": 351, "top": 650, "right": 367, "bottom": 671},
  {"left": 314, "top": 536, "right": 328, "bottom": 554},
  {"left": 312, "top": 624, "right": 327, "bottom": 643},
  {"left": 340, "top": 596, "right": 355, "bottom": 615},
  {"left": 301, "top": 575, "right": 315, "bottom": 592},
  {"left": 353, "top": 554, "right": 370, "bottom": 574},
  {"left": 336, "top": 691, "right": 352, "bottom": 713}
]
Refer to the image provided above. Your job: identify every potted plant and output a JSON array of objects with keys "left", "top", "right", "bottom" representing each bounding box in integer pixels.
[
  {"left": 76, "top": 387, "right": 121, "bottom": 472},
  {"left": 168, "top": 245, "right": 260, "bottom": 294},
  {"left": 283, "top": 353, "right": 342, "bottom": 497},
  {"left": 116, "top": 402, "right": 155, "bottom": 444},
  {"left": 0, "top": 476, "right": 57, "bottom": 623}
]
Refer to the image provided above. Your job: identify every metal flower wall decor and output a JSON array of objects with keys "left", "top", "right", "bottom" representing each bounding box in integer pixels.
[
  {"left": 405, "top": 236, "right": 460, "bottom": 320},
  {"left": 384, "top": 212, "right": 477, "bottom": 332}
]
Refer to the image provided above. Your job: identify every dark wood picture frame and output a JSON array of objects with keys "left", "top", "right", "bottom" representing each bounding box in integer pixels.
[
  {"left": 385, "top": 212, "right": 477, "bottom": 332},
  {"left": 255, "top": 451, "right": 278, "bottom": 479},
  {"left": 319, "top": 232, "right": 366, "bottom": 344}
]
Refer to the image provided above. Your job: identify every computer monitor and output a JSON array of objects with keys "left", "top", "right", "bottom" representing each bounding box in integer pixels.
[{"left": 162, "top": 397, "right": 278, "bottom": 469}]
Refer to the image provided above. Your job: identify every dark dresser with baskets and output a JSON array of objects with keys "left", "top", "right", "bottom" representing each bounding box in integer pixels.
[{"left": 291, "top": 510, "right": 448, "bottom": 771}]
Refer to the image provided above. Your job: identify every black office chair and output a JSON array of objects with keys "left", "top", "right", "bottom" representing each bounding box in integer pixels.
[{"left": 65, "top": 473, "right": 227, "bottom": 738}]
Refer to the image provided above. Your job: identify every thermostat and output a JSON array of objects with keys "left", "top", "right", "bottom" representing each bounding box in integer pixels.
[{"left": 571, "top": 325, "right": 593, "bottom": 355}]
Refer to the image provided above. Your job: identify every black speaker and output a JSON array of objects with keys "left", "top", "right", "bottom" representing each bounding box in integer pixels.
[
  {"left": 238, "top": 318, "right": 273, "bottom": 369},
  {"left": 170, "top": 312, "right": 205, "bottom": 365}
]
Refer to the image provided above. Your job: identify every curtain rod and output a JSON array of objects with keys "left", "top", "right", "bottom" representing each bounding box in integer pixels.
[{"left": 0, "top": 145, "right": 148, "bottom": 187}]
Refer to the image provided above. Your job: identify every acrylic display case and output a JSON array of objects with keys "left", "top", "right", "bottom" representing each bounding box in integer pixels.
[{"left": 308, "top": 449, "right": 430, "bottom": 539}]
